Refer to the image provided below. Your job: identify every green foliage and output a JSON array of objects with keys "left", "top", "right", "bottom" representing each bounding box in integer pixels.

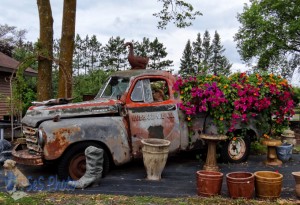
[
  {"left": 148, "top": 37, "right": 173, "bottom": 70},
  {"left": 210, "top": 31, "right": 232, "bottom": 76},
  {"left": 153, "top": 0, "right": 202, "bottom": 29},
  {"left": 292, "top": 86, "right": 300, "bottom": 105},
  {"left": 8, "top": 57, "right": 37, "bottom": 121},
  {"left": 72, "top": 69, "right": 111, "bottom": 102},
  {"left": 0, "top": 191, "right": 295, "bottom": 205},
  {"left": 250, "top": 140, "right": 267, "bottom": 155},
  {"left": 179, "top": 40, "right": 194, "bottom": 75},
  {"left": 235, "top": 0, "right": 300, "bottom": 78},
  {"left": 179, "top": 31, "right": 232, "bottom": 77},
  {"left": 0, "top": 23, "right": 27, "bottom": 56},
  {"left": 102, "top": 36, "right": 127, "bottom": 71}
]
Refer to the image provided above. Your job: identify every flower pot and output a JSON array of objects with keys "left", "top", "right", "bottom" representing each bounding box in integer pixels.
[
  {"left": 196, "top": 170, "right": 223, "bottom": 197},
  {"left": 141, "top": 138, "right": 170, "bottom": 180},
  {"left": 292, "top": 172, "right": 300, "bottom": 198},
  {"left": 226, "top": 172, "right": 254, "bottom": 199},
  {"left": 276, "top": 143, "right": 293, "bottom": 162},
  {"left": 254, "top": 171, "right": 283, "bottom": 199}
]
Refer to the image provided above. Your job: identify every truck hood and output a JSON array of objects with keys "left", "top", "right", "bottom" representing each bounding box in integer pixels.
[{"left": 22, "top": 98, "right": 122, "bottom": 127}]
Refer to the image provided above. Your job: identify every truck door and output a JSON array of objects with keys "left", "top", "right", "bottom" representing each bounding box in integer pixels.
[{"left": 125, "top": 77, "right": 181, "bottom": 158}]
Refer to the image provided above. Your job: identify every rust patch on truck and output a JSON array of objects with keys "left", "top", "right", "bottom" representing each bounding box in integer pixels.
[{"left": 44, "top": 127, "right": 80, "bottom": 160}]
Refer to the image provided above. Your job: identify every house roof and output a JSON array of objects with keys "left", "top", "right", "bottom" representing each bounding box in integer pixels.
[{"left": 0, "top": 52, "right": 37, "bottom": 76}]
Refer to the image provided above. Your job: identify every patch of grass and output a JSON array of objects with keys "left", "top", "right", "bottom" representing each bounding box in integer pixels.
[
  {"left": 250, "top": 140, "right": 267, "bottom": 155},
  {"left": 293, "top": 145, "right": 300, "bottom": 154},
  {"left": 0, "top": 192, "right": 298, "bottom": 205}
]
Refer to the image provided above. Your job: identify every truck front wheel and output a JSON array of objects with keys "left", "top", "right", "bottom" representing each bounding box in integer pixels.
[
  {"left": 57, "top": 142, "right": 110, "bottom": 180},
  {"left": 220, "top": 135, "right": 251, "bottom": 163}
]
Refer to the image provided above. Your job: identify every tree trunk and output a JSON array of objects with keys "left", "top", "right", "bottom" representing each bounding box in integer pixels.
[
  {"left": 58, "top": 0, "right": 77, "bottom": 98},
  {"left": 37, "top": 0, "right": 53, "bottom": 101}
]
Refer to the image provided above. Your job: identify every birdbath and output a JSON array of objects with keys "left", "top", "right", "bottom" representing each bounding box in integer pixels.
[
  {"left": 200, "top": 134, "right": 228, "bottom": 171},
  {"left": 261, "top": 139, "right": 282, "bottom": 166}
]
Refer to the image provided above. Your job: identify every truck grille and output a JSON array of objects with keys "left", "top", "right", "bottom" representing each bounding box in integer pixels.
[{"left": 22, "top": 126, "right": 42, "bottom": 154}]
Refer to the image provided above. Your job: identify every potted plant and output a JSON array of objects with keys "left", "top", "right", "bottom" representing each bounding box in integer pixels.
[{"left": 173, "top": 72, "right": 295, "bottom": 150}]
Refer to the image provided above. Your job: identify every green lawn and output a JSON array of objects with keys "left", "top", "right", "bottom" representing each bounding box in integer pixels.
[{"left": 0, "top": 192, "right": 298, "bottom": 205}]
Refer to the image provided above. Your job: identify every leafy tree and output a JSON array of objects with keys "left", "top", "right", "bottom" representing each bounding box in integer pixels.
[
  {"left": 153, "top": 0, "right": 202, "bottom": 29},
  {"left": 73, "top": 69, "right": 110, "bottom": 102},
  {"left": 179, "top": 40, "right": 194, "bottom": 76},
  {"left": 0, "top": 24, "right": 27, "bottom": 56},
  {"left": 209, "top": 31, "right": 231, "bottom": 76},
  {"left": 234, "top": 0, "right": 300, "bottom": 80}
]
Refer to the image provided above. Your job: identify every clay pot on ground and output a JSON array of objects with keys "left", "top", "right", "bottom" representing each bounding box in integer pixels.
[
  {"left": 141, "top": 138, "right": 170, "bottom": 180},
  {"left": 292, "top": 172, "right": 300, "bottom": 198},
  {"left": 226, "top": 171, "right": 255, "bottom": 199},
  {"left": 254, "top": 171, "right": 283, "bottom": 200},
  {"left": 276, "top": 143, "right": 293, "bottom": 162},
  {"left": 196, "top": 170, "right": 223, "bottom": 197}
]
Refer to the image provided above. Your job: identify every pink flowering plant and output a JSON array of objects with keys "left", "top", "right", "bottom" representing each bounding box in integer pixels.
[{"left": 174, "top": 72, "right": 295, "bottom": 138}]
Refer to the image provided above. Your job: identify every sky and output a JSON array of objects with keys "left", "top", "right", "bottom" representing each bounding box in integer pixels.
[
  {"left": 1, "top": 0, "right": 252, "bottom": 72},
  {"left": 2, "top": 0, "right": 299, "bottom": 86}
]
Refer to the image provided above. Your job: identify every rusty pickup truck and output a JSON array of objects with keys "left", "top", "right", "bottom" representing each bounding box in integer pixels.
[{"left": 12, "top": 69, "right": 262, "bottom": 180}]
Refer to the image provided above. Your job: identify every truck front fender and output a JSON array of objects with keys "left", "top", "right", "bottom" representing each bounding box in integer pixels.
[{"left": 40, "top": 117, "right": 130, "bottom": 165}]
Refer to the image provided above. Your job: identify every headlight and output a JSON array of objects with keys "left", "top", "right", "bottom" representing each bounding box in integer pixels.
[{"left": 37, "top": 129, "right": 46, "bottom": 147}]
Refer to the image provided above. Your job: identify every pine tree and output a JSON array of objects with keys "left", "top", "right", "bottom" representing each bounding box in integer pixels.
[
  {"left": 179, "top": 40, "right": 194, "bottom": 76},
  {"left": 88, "top": 35, "right": 102, "bottom": 71},
  {"left": 192, "top": 33, "right": 203, "bottom": 73},
  {"left": 209, "top": 31, "right": 231, "bottom": 76},
  {"left": 149, "top": 37, "right": 173, "bottom": 70},
  {"left": 135, "top": 37, "right": 151, "bottom": 57},
  {"left": 101, "top": 36, "right": 127, "bottom": 71},
  {"left": 202, "top": 30, "right": 212, "bottom": 68}
]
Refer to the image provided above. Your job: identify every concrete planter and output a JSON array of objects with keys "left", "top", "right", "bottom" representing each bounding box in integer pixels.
[{"left": 141, "top": 138, "right": 170, "bottom": 180}]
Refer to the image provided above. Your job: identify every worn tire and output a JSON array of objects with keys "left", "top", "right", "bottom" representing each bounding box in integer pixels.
[
  {"left": 57, "top": 142, "right": 110, "bottom": 180},
  {"left": 219, "top": 134, "right": 251, "bottom": 163}
]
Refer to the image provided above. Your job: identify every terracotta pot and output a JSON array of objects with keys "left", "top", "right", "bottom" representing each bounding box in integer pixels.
[
  {"left": 276, "top": 143, "right": 293, "bottom": 162},
  {"left": 196, "top": 170, "right": 223, "bottom": 197},
  {"left": 254, "top": 171, "right": 283, "bottom": 199},
  {"left": 292, "top": 172, "right": 300, "bottom": 198},
  {"left": 141, "top": 138, "right": 170, "bottom": 180},
  {"left": 226, "top": 172, "right": 254, "bottom": 199}
]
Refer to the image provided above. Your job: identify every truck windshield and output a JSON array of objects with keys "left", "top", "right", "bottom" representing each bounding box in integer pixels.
[{"left": 95, "top": 76, "right": 130, "bottom": 99}]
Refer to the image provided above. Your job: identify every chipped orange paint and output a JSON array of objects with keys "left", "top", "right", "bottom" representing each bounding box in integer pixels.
[{"left": 44, "top": 127, "right": 80, "bottom": 160}]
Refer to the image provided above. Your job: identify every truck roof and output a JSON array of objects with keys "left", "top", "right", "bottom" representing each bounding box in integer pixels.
[{"left": 112, "top": 69, "right": 175, "bottom": 80}]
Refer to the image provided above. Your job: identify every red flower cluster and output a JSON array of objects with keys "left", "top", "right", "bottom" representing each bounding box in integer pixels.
[{"left": 174, "top": 72, "right": 295, "bottom": 136}]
